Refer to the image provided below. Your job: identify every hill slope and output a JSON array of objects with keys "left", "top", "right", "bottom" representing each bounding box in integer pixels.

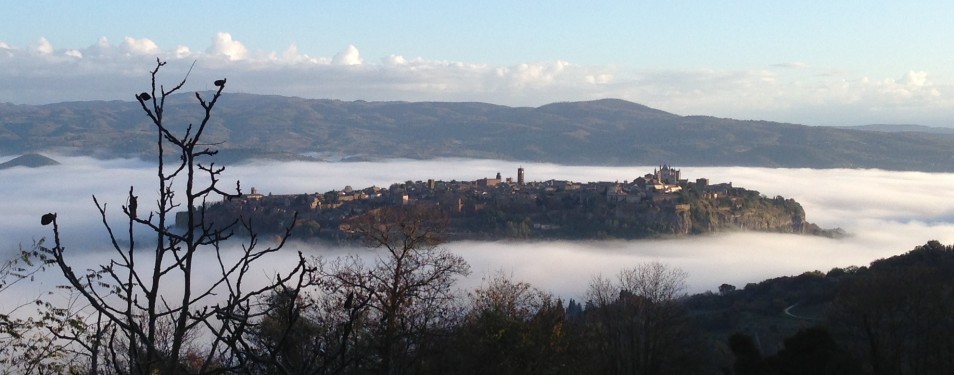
[
  {"left": 0, "top": 153, "right": 60, "bottom": 169},
  {"left": 2, "top": 95, "right": 954, "bottom": 171}
]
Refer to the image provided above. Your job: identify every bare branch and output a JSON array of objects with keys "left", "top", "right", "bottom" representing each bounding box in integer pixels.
[{"left": 43, "top": 59, "right": 310, "bottom": 373}]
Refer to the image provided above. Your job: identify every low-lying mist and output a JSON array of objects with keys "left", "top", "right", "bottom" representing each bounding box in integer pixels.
[{"left": 3, "top": 155, "right": 954, "bottom": 300}]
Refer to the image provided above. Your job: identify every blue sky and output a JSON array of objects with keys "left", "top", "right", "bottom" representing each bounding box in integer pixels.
[{"left": 2, "top": 1, "right": 953, "bottom": 126}]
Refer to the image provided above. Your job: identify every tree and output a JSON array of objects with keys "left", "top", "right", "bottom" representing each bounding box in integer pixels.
[
  {"left": 728, "top": 333, "right": 769, "bottom": 375},
  {"left": 42, "top": 59, "right": 309, "bottom": 373},
  {"left": 582, "top": 262, "right": 697, "bottom": 375},
  {"left": 728, "top": 327, "right": 860, "bottom": 375},
  {"left": 245, "top": 286, "right": 362, "bottom": 375},
  {"left": 830, "top": 262, "right": 954, "bottom": 375},
  {"left": 0, "top": 240, "right": 75, "bottom": 374},
  {"left": 718, "top": 283, "right": 736, "bottom": 295},
  {"left": 321, "top": 204, "right": 470, "bottom": 375},
  {"left": 456, "top": 271, "right": 567, "bottom": 375},
  {"left": 768, "top": 326, "right": 858, "bottom": 375}
]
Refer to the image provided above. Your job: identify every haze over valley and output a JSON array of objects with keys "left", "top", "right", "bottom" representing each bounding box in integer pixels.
[{"left": 3, "top": 156, "right": 952, "bottom": 297}]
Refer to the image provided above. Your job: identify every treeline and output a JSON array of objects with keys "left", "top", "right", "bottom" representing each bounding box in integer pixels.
[
  {"left": 233, "top": 238, "right": 954, "bottom": 375},
  {"left": 222, "top": 237, "right": 954, "bottom": 375},
  {"left": 5, "top": 222, "right": 954, "bottom": 374},
  {"left": 690, "top": 239, "right": 954, "bottom": 374}
]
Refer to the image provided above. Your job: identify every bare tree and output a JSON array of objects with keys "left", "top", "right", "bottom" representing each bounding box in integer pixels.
[
  {"left": 616, "top": 261, "right": 687, "bottom": 304},
  {"left": 42, "top": 59, "right": 309, "bottom": 374},
  {"left": 468, "top": 271, "right": 553, "bottom": 320},
  {"left": 584, "top": 262, "right": 691, "bottom": 375},
  {"left": 322, "top": 204, "right": 470, "bottom": 375},
  {"left": 242, "top": 281, "right": 371, "bottom": 375}
]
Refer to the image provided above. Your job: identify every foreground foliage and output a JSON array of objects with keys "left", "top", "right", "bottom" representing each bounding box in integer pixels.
[{"left": 33, "top": 60, "right": 309, "bottom": 374}]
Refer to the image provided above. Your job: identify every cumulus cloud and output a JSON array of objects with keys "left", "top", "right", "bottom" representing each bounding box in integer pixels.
[
  {"left": 207, "top": 32, "right": 248, "bottom": 61},
  {"left": 77, "top": 36, "right": 113, "bottom": 58},
  {"left": 605, "top": 67, "right": 954, "bottom": 126},
  {"left": 33, "top": 37, "right": 53, "bottom": 55},
  {"left": 2, "top": 33, "right": 954, "bottom": 126},
  {"left": 277, "top": 43, "right": 325, "bottom": 64},
  {"left": 493, "top": 60, "right": 572, "bottom": 89},
  {"left": 280, "top": 43, "right": 303, "bottom": 62},
  {"left": 903, "top": 70, "right": 928, "bottom": 86},
  {"left": 768, "top": 70, "right": 952, "bottom": 125},
  {"left": 867, "top": 70, "right": 941, "bottom": 103},
  {"left": 585, "top": 73, "right": 612, "bottom": 84},
  {"left": 120, "top": 36, "right": 160, "bottom": 56},
  {"left": 332, "top": 44, "right": 362, "bottom": 65},
  {"left": 174, "top": 45, "right": 191, "bottom": 59},
  {"left": 383, "top": 54, "right": 408, "bottom": 66},
  {"left": 5, "top": 157, "right": 952, "bottom": 298}
]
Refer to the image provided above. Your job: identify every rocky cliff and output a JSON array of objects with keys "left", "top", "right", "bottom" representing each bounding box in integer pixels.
[
  {"left": 499, "top": 191, "right": 815, "bottom": 240},
  {"left": 188, "top": 176, "right": 835, "bottom": 242}
]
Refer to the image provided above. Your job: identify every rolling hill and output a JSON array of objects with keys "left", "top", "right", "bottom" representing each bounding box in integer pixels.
[
  {"left": 2, "top": 95, "right": 954, "bottom": 171},
  {"left": 0, "top": 153, "right": 59, "bottom": 169}
]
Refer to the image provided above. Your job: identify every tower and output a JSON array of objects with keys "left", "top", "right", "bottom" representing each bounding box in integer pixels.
[
  {"left": 517, "top": 167, "right": 525, "bottom": 185},
  {"left": 655, "top": 164, "right": 680, "bottom": 185}
]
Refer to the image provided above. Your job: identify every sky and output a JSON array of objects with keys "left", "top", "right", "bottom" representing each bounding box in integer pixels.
[
  {"left": 3, "top": 156, "right": 954, "bottom": 299},
  {"left": 2, "top": 2, "right": 954, "bottom": 126}
]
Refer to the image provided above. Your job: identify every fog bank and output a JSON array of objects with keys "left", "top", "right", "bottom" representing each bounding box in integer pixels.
[{"left": 3, "top": 156, "right": 953, "bottom": 298}]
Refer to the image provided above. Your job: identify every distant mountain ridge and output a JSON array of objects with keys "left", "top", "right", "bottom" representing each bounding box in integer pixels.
[
  {"left": 835, "top": 124, "right": 954, "bottom": 135},
  {"left": 3, "top": 94, "right": 954, "bottom": 171}
]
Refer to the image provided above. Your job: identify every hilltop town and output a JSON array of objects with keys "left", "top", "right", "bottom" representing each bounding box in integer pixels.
[{"left": 186, "top": 165, "right": 834, "bottom": 241}]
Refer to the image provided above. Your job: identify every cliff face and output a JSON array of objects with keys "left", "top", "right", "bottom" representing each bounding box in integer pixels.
[
  {"left": 683, "top": 192, "right": 807, "bottom": 236},
  {"left": 452, "top": 190, "right": 814, "bottom": 240},
  {"left": 699, "top": 205, "right": 804, "bottom": 233}
]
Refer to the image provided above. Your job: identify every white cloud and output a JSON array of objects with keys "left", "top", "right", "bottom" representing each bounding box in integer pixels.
[
  {"left": 585, "top": 73, "right": 612, "bottom": 84},
  {"left": 0, "top": 42, "right": 14, "bottom": 58},
  {"left": 174, "top": 45, "right": 191, "bottom": 59},
  {"left": 33, "top": 37, "right": 53, "bottom": 55},
  {"left": 493, "top": 60, "right": 573, "bottom": 89},
  {"left": 120, "top": 36, "right": 160, "bottom": 56},
  {"left": 281, "top": 43, "right": 302, "bottom": 62},
  {"left": 81, "top": 36, "right": 113, "bottom": 57},
  {"left": 903, "top": 70, "right": 928, "bottom": 86},
  {"left": 278, "top": 43, "right": 324, "bottom": 64},
  {"left": 384, "top": 54, "right": 408, "bottom": 66},
  {"left": 207, "top": 32, "right": 248, "bottom": 61},
  {"left": 332, "top": 44, "right": 362, "bottom": 65},
  {"left": 2, "top": 33, "right": 954, "bottom": 126},
  {"left": 868, "top": 70, "right": 943, "bottom": 104}
]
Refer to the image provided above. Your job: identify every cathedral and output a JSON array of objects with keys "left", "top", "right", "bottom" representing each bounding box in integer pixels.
[{"left": 653, "top": 164, "right": 681, "bottom": 185}]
